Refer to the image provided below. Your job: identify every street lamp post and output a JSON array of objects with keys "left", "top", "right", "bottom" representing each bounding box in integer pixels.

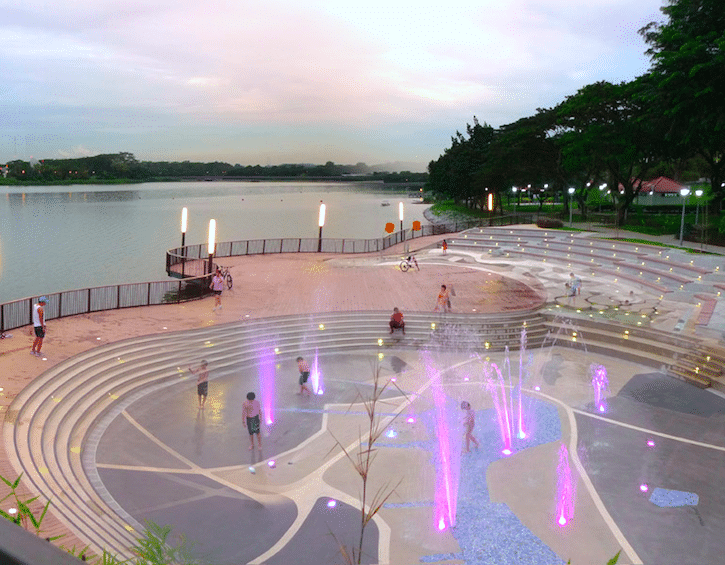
[
  {"left": 399, "top": 202, "right": 404, "bottom": 240},
  {"left": 512, "top": 187, "right": 518, "bottom": 220},
  {"left": 318, "top": 202, "right": 326, "bottom": 252},
  {"left": 695, "top": 189, "right": 703, "bottom": 226},
  {"left": 568, "top": 187, "right": 575, "bottom": 227},
  {"left": 207, "top": 219, "right": 216, "bottom": 276},
  {"left": 679, "top": 188, "right": 690, "bottom": 246},
  {"left": 180, "top": 207, "right": 188, "bottom": 277}
]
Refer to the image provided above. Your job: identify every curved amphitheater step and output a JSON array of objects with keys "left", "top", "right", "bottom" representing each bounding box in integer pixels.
[
  {"left": 5, "top": 304, "right": 709, "bottom": 559},
  {"left": 668, "top": 344, "right": 725, "bottom": 389},
  {"left": 6, "top": 309, "right": 549, "bottom": 557}
]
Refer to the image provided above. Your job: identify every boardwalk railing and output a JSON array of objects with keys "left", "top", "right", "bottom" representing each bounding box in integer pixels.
[
  {"left": 1, "top": 214, "right": 536, "bottom": 334},
  {"left": 0, "top": 274, "right": 212, "bottom": 334},
  {"left": 165, "top": 216, "right": 535, "bottom": 277}
]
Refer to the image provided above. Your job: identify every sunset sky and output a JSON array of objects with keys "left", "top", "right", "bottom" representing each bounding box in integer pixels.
[{"left": 1, "top": 0, "right": 665, "bottom": 171}]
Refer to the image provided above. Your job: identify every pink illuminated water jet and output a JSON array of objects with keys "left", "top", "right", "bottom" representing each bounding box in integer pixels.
[
  {"left": 311, "top": 349, "right": 324, "bottom": 395},
  {"left": 555, "top": 444, "right": 574, "bottom": 527},
  {"left": 258, "top": 348, "right": 276, "bottom": 426},
  {"left": 590, "top": 364, "right": 609, "bottom": 413}
]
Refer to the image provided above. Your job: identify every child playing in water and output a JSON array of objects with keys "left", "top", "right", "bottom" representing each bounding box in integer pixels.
[
  {"left": 461, "top": 401, "right": 479, "bottom": 453},
  {"left": 242, "top": 392, "right": 263, "bottom": 450}
]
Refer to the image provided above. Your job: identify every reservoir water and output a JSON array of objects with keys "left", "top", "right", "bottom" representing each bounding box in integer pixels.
[{"left": 0, "top": 181, "right": 430, "bottom": 304}]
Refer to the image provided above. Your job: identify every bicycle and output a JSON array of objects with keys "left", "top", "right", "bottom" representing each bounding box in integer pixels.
[
  {"left": 217, "top": 265, "right": 234, "bottom": 290},
  {"left": 399, "top": 255, "right": 419, "bottom": 272}
]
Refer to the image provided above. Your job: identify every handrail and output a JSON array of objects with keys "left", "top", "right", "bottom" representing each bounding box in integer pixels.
[
  {"left": 1, "top": 214, "right": 536, "bottom": 334},
  {"left": 165, "top": 215, "right": 535, "bottom": 277},
  {"left": 0, "top": 273, "right": 213, "bottom": 334}
]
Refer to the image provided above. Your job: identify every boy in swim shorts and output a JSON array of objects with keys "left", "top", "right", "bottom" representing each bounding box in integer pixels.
[
  {"left": 242, "top": 392, "right": 263, "bottom": 450},
  {"left": 188, "top": 360, "right": 209, "bottom": 409},
  {"left": 297, "top": 356, "right": 312, "bottom": 397}
]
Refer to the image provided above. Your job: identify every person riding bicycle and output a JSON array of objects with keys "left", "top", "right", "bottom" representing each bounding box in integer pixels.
[{"left": 406, "top": 254, "right": 419, "bottom": 271}]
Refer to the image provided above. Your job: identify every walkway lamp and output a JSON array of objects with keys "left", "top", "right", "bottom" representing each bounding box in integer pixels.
[
  {"left": 679, "top": 188, "right": 690, "bottom": 246},
  {"left": 207, "top": 219, "right": 216, "bottom": 275},
  {"left": 180, "top": 207, "right": 188, "bottom": 276},
  {"left": 399, "top": 201, "right": 404, "bottom": 240},
  {"left": 512, "top": 187, "right": 518, "bottom": 219},
  {"left": 695, "top": 189, "right": 703, "bottom": 226},
  {"left": 318, "top": 201, "right": 326, "bottom": 252},
  {"left": 568, "top": 187, "right": 575, "bottom": 227}
]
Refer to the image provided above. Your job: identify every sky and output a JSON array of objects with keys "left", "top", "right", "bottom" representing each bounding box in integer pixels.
[{"left": 1, "top": 0, "right": 666, "bottom": 172}]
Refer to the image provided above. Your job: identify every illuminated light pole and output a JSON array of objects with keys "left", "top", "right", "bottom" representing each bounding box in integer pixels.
[
  {"left": 207, "top": 219, "right": 216, "bottom": 275},
  {"left": 695, "top": 189, "right": 703, "bottom": 226},
  {"left": 399, "top": 201, "right": 404, "bottom": 240},
  {"left": 318, "top": 201, "right": 326, "bottom": 252},
  {"left": 180, "top": 207, "right": 188, "bottom": 277},
  {"left": 512, "top": 187, "right": 518, "bottom": 220},
  {"left": 568, "top": 187, "right": 575, "bottom": 227},
  {"left": 679, "top": 188, "right": 690, "bottom": 246}
]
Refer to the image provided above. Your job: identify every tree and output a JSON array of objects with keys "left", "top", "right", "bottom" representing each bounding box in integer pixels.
[
  {"left": 640, "top": 0, "right": 725, "bottom": 208},
  {"left": 555, "top": 80, "right": 657, "bottom": 224}
]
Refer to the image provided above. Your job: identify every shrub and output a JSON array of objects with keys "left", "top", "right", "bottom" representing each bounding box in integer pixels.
[{"left": 537, "top": 217, "right": 564, "bottom": 229}]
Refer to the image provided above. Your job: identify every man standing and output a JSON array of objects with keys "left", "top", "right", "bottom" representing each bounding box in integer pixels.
[
  {"left": 31, "top": 296, "right": 47, "bottom": 357},
  {"left": 210, "top": 268, "right": 224, "bottom": 311},
  {"left": 296, "top": 356, "right": 312, "bottom": 397},
  {"left": 189, "top": 360, "right": 209, "bottom": 409}
]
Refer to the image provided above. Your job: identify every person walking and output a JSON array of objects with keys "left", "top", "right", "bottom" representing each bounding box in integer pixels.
[
  {"left": 242, "top": 392, "right": 263, "bottom": 450},
  {"left": 442, "top": 240, "right": 448, "bottom": 255},
  {"left": 210, "top": 268, "right": 224, "bottom": 311},
  {"left": 461, "top": 401, "right": 479, "bottom": 453},
  {"left": 30, "top": 296, "right": 48, "bottom": 357},
  {"left": 434, "top": 285, "right": 451, "bottom": 313},
  {"left": 296, "top": 356, "right": 312, "bottom": 396},
  {"left": 189, "top": 360, "right": 209, "bottom": 409}
]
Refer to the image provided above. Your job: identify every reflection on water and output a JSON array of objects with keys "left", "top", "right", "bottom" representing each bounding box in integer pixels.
[{"left": 0, "top": 181, "right": 429, "bottom": 303}]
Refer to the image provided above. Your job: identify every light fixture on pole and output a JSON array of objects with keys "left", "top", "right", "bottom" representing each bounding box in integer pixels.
[
  {"left": 399, "top": 202, "right": 404, "bottom": 240},
  {"left": 207, "top": 219, "right": 216, "bottom": 275},
  {"left": 679, "top": 188, "right": 690, "bottom": 246},
  {"left": 568, "top": 187, "right": 575, "bottom": 227},
  {"left": 318, "top": 201, "right": 326, "bottom": 252},
  {"left": 180, "top": 207, "right": 188, "bottom": 277},
  {"left": 695, "top": 189, "right": 703, "bottom": 226},
  {"left": 512, "top": 187, "right": 518, "bottom": 219}
]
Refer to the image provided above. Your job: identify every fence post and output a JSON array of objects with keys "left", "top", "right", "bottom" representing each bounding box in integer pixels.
[
  {"left": 280, "top": 240, "right": 283, "bottom": 253},
  {"left": 178, "top": 281, "right": 182, "bottom": 304},
  {"left": 298, "top": 239, "right": 302, "bottom": 252},
  {"left": 58, "top": 292, "right": 63, "bottom": 319},
  {"left": 117, "top": 285, "right": 121, "bottom": 309},
  {"left": 147, "top": 283, "right": 151, "bottom": 305},
  {"left": 87, "top": 288, "right": 92, "bottom": 313},
  {"left": 262, "top": 239, "right": 266, "bottom": 254}
]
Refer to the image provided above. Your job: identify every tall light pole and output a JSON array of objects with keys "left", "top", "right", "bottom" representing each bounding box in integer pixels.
[
  {"left": 318, "top": 201, "right": 326, "bottom": 252},
  {"left": 180, "top": 207, "right": 188, "bottom": 277},
  {"left": 568, "top": 187, "right": 575, "bottom": 227},
  {"left": 679, "top": 188, "right": 690, "bottom": 246},
  {"left": 695, "top": 189, "right": 703, "bottom": 226},
  {"left": 512, "top": 187, "right": 518, "bottom": 220},
  {"left": 207, "top": 219, "right": 216, "bottom": 275},
  {"left": 399, "top": 201, "right": 404, "bottom": 240}
]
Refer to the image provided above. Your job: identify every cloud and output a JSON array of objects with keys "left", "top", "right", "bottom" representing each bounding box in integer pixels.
[{"left": 0, "top": 0, "right": 665, "bottom": 166}]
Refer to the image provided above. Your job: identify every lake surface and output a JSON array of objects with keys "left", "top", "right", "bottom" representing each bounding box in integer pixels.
[{"left": 0, "top": 181, "right": 430, "bottom": 303}]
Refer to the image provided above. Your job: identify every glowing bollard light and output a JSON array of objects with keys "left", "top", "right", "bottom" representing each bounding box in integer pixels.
[
  {"left": 327, "top": 499, "right": 337, "bottom": 508},
  {"left": 647, "top": 440, "right": 656, "bottom": 448},
  {"left": 639, "top": 484, "right": 649, "bottom": 493}
]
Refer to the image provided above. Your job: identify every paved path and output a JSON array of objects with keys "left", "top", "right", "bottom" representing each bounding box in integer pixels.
[{"left": 2, "top": 227, "right": 725, "bottom": 564}]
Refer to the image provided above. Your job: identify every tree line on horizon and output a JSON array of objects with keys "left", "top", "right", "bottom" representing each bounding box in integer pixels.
[
  {"left": 0, "top": 152, "right": 427, "bottom": 184},
  {"left": 426, "top": 0, "right": 724, "bottom": 225}
]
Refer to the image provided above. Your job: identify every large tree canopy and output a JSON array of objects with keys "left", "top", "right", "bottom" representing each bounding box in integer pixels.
[{"left": 640, "top": 0, "right": 725, "bottom": 205}]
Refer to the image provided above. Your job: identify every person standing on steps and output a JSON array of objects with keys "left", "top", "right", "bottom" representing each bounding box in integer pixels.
[
  {"left": 442, "top": 239, "right": 448, "bottom": 255},
  {"left": 31, "top": 296, "right": 48, "bottom": 357},
  {"left": 434, "top": 285, "right": 450, "bottom": 312}
]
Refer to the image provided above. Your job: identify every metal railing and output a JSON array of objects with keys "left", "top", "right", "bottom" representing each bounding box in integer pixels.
[
  {"left": 1, "top": 214, "right": 536, "bottom": 334},
  {"left": 165, "top": 216, "right": 534, "bottom": 276},
  {"left": 0, "top": 274, "right": 212, "bottom": 334}
]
